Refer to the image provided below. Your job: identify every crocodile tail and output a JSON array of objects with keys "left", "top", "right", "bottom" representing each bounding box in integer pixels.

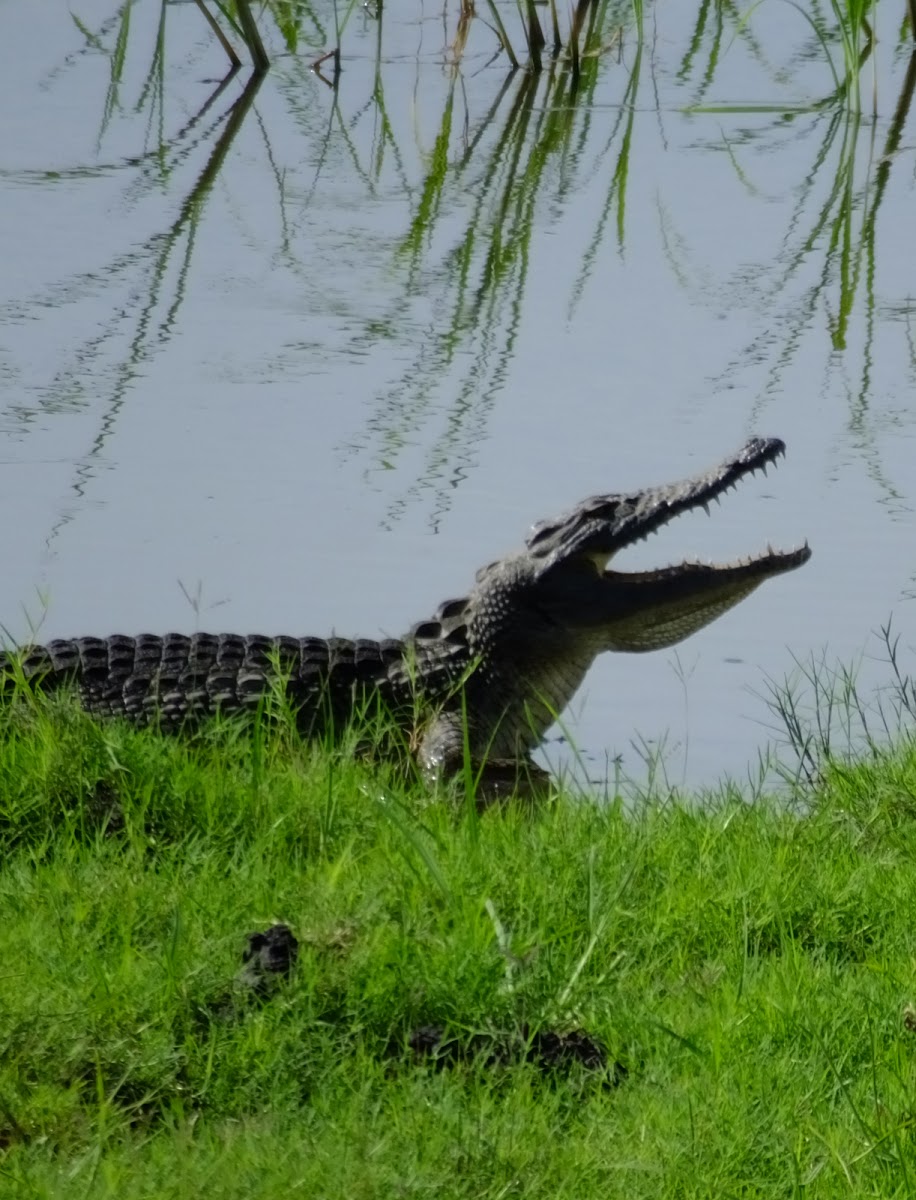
[
  {"left": 0, "top": 634, "right": 217, "bottom": 725},
  {"left": 0, "top": 632, "right": 412, "bottom": 734},
  {"left": 1, "top": 638, "right": 86, "bottom": 691}
]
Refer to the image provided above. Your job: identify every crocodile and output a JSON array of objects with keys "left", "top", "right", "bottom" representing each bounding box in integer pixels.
[{"left": 1, "top": 436, "right": 810, "bottom": 786}]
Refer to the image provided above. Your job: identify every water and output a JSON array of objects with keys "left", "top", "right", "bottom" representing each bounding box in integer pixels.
[{"left": 1, "top": 1, "right": 915, "bottom": 789}]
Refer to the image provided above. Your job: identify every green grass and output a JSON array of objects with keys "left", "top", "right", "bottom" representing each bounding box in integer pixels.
[{"left": 3, "top": 688, "right": 916, "bottom": 1196}]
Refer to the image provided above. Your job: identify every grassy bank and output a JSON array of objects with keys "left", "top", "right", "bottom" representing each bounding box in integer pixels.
[{"left": 2, "top": 689, "right": 916, "bottom": 1197}]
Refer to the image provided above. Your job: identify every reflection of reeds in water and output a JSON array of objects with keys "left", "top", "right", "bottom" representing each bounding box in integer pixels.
[
  {"left": 196, "top": 0, "right": 626, "bottom": 77},
  {"left": 474, "top": 0, "right": 615, "bottom": 75},
  {"left": 678, "top": 3, "right": 916, "bottom": 497},
  {"left": 193, "top": 0, "right": 268, "bottom": 73},
  {"left": 6, "top": 61, "right": 266, "bottom": 548},
  {"left": 678, "top": 0, "right": 889, "bottom": 113},
  {"left": 345, "top": 0, "right": 914, "bottom": 521},
  {"left": 13, "top": 0, "right": 914, "bottom": 536},
  {"left": 690, "top": 18, "right": 913, "bottom": 345},
  {"left": 197, "top": 0, "right": 623, "bottom": 81},
  {"left": 343, "top": 1, "right": 632, "bottom": 524}
]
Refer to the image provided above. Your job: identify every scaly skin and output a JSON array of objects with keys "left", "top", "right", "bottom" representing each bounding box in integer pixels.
[{"left": 1, "top": 437, "right": 811, "bottom": 783}]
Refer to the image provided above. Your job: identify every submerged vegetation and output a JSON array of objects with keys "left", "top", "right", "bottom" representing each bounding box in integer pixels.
[{"left": 2, "top": 653, "right": 916, "bottom": 1194}]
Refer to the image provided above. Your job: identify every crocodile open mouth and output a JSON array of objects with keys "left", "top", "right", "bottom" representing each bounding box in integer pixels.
[
  {"left": 607, "top": 435, "right": 810, "bottom": 574},
  {"left": 522, "top": 437, "right": 811, "bottom": 651},
  {"left": 529, "top": 435, "right": 811, "bottom": 580}
]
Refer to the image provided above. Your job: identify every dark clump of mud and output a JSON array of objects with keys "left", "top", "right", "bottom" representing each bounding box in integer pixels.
[
  {"left": 527, "top": 1028, "right": 615, "bottom": 1074},
  {"left": 394, "top": 1022, "right": 627, "bottom": 1085},
  {"left": 196, "top": 923, "right": 300, "bottom": 1024},
  {"left": 235, "top": 924, "right": 299, "bottom": 998}
]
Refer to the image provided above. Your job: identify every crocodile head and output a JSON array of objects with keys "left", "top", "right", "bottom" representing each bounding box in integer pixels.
[{"left": 510, "top": 434, "right": 811, "bottom": 653}]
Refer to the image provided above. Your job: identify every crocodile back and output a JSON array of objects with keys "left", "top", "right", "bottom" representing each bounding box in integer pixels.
[{"left": 0, "top": 632, "right": 410, "bottom": 735}]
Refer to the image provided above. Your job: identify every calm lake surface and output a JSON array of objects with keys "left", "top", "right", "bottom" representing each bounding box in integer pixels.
[{"left": 2, "top": 1, "right": 915, "bottom": 789}]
